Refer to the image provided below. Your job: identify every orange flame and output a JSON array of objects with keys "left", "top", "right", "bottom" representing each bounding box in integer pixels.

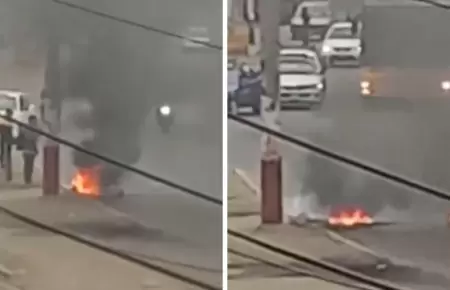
[
  {"left": 71, "top": 167, "right": 101, "bottom": 197},
  {"left": 328, "top": 208, "right": 373, "bottom": 227}
]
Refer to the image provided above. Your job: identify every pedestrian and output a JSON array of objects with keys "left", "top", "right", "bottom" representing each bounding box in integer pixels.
[
  {"left": 20, "top": 115, "right": 40, "bottom": 185},
  {"left": 300, "top": 7, "right": 310, "bottom": 45},
  {"left": 348, "top": 14, "right": 358, "bottom": 36},
  {"left": 0, "top": 108, "right": 13, "bottom": 170}
]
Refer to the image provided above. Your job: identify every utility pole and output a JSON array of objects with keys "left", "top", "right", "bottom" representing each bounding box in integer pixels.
[
  {"left": 41, "top": 5, "right": 61, "bottom": 196},
  {"left": 258, "top": 0, "right": 283, "bottom": 224},
  {"left": 259, "top": 0, "right": 280, "bottom": 107}
]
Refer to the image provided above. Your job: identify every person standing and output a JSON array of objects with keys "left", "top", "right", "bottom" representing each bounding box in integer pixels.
[
  {"left": 20, "top": 115, "right": 40, "bottom": 185},
  {"left": 0, "top": 109, "right": 13, "bottom": 173}
]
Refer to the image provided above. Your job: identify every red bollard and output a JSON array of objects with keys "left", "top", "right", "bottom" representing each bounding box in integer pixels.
[
  {"left": 260, "top": 154, "right": 283, "bottom": 224},
  {"left": 42, "top": 144, "right": 60, "bottom": 196}
]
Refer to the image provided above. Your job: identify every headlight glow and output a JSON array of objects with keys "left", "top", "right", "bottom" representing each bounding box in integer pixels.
[
  {"left": 159, "top": 105, "right": 171, "bottom": 115},
  {"left": 442, "top": 81, "right": 450, "bottom": 91},
  {"left": 361, "top": 88, "right": 371, "bottom": 95},
  {"left": 360, "top": 81, "right": 370, "bottom": 89},
  {"left": 316, "top": 83, "right": 324, "bottom": 90},
  {"left": 322, "top": 45, "right": 331, "bottom": 53}
]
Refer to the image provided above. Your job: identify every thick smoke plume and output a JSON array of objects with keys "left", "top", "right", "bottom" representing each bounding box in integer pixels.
[
  {"left": 301, "top": 152, "right": 412, "bottom": 216},
  {"left": 64, "top": 8, "right": 152, "bottom": 188}
]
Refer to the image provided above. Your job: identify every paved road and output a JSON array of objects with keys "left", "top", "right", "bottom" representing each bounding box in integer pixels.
[{"left": 229, "top": 3, "right": 450, "bottom": 288}]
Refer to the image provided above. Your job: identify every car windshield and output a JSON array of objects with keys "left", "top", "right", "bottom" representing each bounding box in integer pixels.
[
  {"left": 279, "top": 59, "right": 318, "bottom": 74},
  {"left": 0, "top": 95, "right": 15, "bottom": 111},
  {"left": 329, "top": 26, "right": 355, "bottom": 39},
  {"left": 304, "top": 4, "right": 331, "bottom": 17}
]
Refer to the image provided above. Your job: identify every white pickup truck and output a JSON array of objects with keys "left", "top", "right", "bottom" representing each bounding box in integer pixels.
[
  {"left": 0, "top": 90, "right": 37, "bottom": 138},
  {"left": 278, "top": 48, "right": 327, "bottom": 110}
]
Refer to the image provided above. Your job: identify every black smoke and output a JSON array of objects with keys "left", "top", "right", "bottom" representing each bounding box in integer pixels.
[
  {"left": 61, "top": 3, "right": 154, "bottom": 188},
  {"left": 301, "top": 137, "right": 412, "bottom": 216}
]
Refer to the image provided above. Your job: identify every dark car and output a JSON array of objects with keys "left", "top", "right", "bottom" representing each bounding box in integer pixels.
[{"left": 228, "top": 60, "right": 262, "bottom": 115}]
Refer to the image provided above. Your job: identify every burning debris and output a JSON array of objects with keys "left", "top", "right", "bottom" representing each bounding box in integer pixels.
[
  {"left": 70, "top": 165, "right": 124, "bottom": 198},
  {"left": 289, "top": 205, "right": 394, "bottom": 230},
  {"left": 71, "top": 166, "right": 101, "bottom": 197},
  {"left": 328, "top": 207, "right": 373, "bottom": 228}
]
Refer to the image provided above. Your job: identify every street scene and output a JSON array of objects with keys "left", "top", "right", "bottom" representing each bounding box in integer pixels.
[
  {"left": 0, "top": 0, "right": 222, "bottom": 289},
  {"left": 228, "top": 0, "right": 450, "bottom": 289}
]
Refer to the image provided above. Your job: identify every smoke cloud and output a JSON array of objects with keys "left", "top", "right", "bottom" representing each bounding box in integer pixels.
[
  {"left": 300, "top": 133, "right": 412, "bottom": 217},
  {"left": 58, "top": 2, "right": 160, "bottom": 188}
]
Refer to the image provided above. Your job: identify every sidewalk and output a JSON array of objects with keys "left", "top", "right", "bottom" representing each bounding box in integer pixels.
[
  {"left": 0, "top": 210, "right": 199, "bottom": 290},
  {"left": 0, "top": 152, "right": 220, "bottom": 288},
  {"left": 0, "top": 158, "right": 203, "bottom": 289},
  {"left": 227, "top": 171, "right": 406, "bottom": 290}
]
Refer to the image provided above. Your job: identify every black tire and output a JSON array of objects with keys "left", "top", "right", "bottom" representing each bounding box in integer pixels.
[{"left": 252, "top": 105, "right": 261, "bottom": 115}]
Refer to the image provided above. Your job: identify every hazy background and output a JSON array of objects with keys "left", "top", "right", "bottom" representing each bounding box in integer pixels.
[
  {"left": 0, "top": 0, "right": 222, "bottom": 197},
  {"left": 0, "top": 1, "right": 223, "bottom": 284}
]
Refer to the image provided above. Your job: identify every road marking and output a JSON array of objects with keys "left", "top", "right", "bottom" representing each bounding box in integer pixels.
[
  {"left": 326, "top": 230, "right": 381, "bottom": 258},
  {"left": 232, "top": 168, "right": 260, "bottom": 196}
]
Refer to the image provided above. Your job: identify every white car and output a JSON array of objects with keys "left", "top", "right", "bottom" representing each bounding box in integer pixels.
[
  {"left": 278, "top": 48, "right": 327, "bottom": 109},
  {"left": 290, "top": 1, "right": 332, "bottom": 42},
  {"left": 0, "top": 90, "right": 37, "bottom": 138},
  {"left": 321, "top": 21, "right": 364, "bottom": 67},
  {"left": 183, "top": 27, "right": 211, "bottom": 48}
]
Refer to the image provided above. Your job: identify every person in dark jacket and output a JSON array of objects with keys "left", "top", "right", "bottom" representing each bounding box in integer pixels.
[
  {"left": 0, "top": 108, "right": 13, "bottom": 170},
  {"left": 300, "top": 7, "right": 310, "bottom": 45},
  {"left": 346, "top": 14, "right": 358, "bottom": 36},
  {"left": 21, "top": 115, "right": 40, "bottom": 184}
]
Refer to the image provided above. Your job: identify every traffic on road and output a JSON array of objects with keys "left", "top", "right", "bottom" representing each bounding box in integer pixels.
[{"left": 229, "top": 0, "right": 450, "bottom": 289}]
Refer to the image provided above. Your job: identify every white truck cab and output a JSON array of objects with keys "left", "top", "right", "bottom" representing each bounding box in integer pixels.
[
  {"left": 0, "top": 90, "right": 36, "bottom": 138},
  {"left": 321, "top": 21, "right": 364, "bottom": 66},
  {"left": 290, "top": 1, "right": 332, "bottom": 42}
]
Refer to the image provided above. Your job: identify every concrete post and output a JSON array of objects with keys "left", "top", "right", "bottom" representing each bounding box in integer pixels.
[
  {"left": 41, "top": 15, "right": 61, "bottom": 196},
  {"left": 259, "top": 0, "right": 283, "bottom": 224}
]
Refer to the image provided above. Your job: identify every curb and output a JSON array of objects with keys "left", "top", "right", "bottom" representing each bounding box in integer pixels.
[
  {"left": 0, "top": 264, "right": 12, "bottom": 278},
  {"left": 232, "top": 168, "right": 260, "bottom": 196},
  {"left": 228, "top": 229, "right": 409, "bottom": 290},
  {"left": 326, "top": 230, "right": 381, "bottom": 259},
  {"left": 326, "top": 230, "right": 418, "bottom": 272},
  {"left": 0, "top": 204, "right": 219, "bottom": 290}
]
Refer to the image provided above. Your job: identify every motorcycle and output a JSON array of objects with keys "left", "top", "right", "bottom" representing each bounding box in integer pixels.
[{"left": 156, "top": 104, "right": 174, "bottom": 133}]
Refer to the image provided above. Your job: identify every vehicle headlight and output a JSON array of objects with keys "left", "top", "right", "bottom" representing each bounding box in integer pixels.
[
  {"left": 441, "top": 81, "right": 450, "bottom": 91},
  {"left": 159, "top": 105, "right": 171, "bottom": 115},
  {"left": 360, "top": 81, "right": 370, "bottom": 89},
  {"left": 322, "top": 45, "right": 331, "bottom": 53},
  {"left": 316, "top": 83, "right": 324, "bottom": 90},
  {"left": 360, "top": 81, "right": 371, "bottom": 95}
]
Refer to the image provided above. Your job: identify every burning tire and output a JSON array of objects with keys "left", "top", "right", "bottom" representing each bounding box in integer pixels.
[{"left": 70, "top": 166, "right": 126, "bottom": 198}]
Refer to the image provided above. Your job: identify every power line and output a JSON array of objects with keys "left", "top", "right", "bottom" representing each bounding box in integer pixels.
[
  {"left": 50, "top": 0, "right": 450, "bottom": 203},
  {"left": 51, "top": 0, "right": 223, "bottom": 50},
  {"left": 412, "top": 0, "right": 450, "bottom": 8},
  {"left": 229, "top": 113, "right": 450, "bottom": 204},
  {"left": 3, "top": 115, "right": 221, "bottom": 206}
]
